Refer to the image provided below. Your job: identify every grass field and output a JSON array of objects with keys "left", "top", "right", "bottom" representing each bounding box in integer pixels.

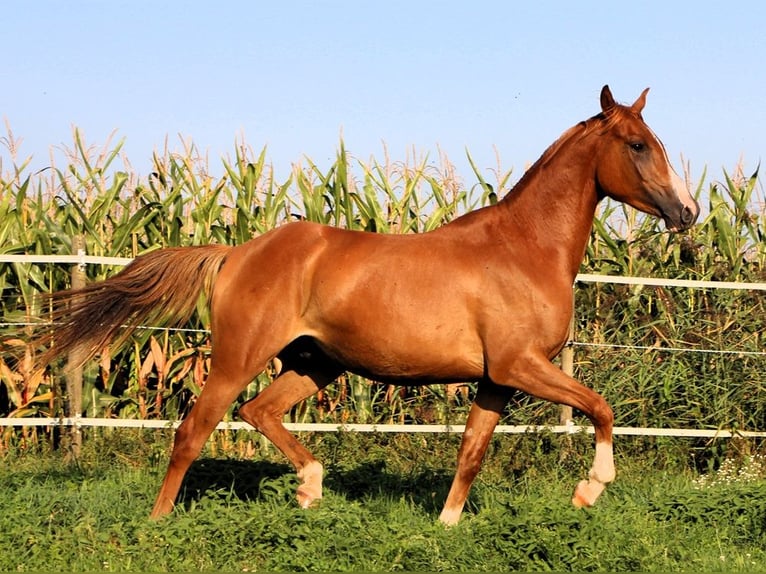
[{"left": 2, "top": 429, "right": 765, "bottom": 572}]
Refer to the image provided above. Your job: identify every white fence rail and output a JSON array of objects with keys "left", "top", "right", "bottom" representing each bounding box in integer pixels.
[
  {"left": 1, "top": 253, "right": 765, "bottom": 439},
  {"left": 1, "top": 416, "right": 766, "bottom": 438}
]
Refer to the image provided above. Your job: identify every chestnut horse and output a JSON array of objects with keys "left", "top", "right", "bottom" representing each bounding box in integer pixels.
[{"left": 31, "top": 85, "right": 698, "bottom": 525}]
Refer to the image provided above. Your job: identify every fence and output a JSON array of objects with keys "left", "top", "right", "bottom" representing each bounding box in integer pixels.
[{"left": 2, "top": 251, "right": 766, "bottom": 440}]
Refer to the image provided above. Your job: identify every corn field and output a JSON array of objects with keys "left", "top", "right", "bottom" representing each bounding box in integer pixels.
[{"left": 1, "top": 128, "right": 764, "bottom": 444}]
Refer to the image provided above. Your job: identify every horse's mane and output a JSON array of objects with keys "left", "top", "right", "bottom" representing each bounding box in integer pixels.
[{"left": 506, "top": 107, "right": 629, "bottom": 195}]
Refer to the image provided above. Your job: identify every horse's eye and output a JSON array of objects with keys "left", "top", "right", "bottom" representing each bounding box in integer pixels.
[{"left": 629, "top": 142, "right": 646, "bottom": 152}]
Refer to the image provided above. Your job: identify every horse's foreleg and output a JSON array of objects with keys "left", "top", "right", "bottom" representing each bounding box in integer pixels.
[
  {"left": 150, "top": 365, "right": 261, "bottom": 519},
  {"left": 439, "top": 383, "right": 513, "bottom": 526},
  {"left": 572, "top": 441, "right": 614, "bottom": 508},
  {"left": 237, "top": 363, "right": 340, "bottom": 509},
  {"left": 491, "top": 354, "right": 615, "bottom": 509}
]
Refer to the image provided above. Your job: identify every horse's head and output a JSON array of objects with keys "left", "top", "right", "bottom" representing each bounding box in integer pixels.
[{"left": 594, "top": 85, "right": 699, "bottom": 232}]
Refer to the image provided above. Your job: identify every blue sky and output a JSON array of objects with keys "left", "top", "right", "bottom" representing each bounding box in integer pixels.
[{"left": 2, "top": 1, "right": 763, "bottom": 187}]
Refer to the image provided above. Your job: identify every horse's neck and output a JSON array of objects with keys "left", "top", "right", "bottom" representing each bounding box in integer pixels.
[{"left": 491, "top": 135, "right": 601, "bottom": 278}]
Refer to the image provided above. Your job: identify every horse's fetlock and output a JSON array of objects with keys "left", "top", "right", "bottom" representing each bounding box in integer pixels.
[
  {"left": 297, "top": 460, "right": 323, "bottom": 482},
  {"left": 590, "top": 467, "right": 616, "bottom": 485}
]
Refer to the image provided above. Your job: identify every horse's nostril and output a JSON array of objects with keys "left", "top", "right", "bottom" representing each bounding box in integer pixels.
[{"left": 681, "top": 206, "right": 694, "bottom": 225}]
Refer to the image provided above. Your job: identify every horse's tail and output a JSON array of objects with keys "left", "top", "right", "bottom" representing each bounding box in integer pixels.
[{"left": 32, "top": 244, "right": 232, "bottom": 369}]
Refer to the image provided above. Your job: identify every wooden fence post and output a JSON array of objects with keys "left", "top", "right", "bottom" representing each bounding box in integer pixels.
[
  {"left": 559, "top": 293, "right": 575, "bottom": 426},
  {"left": 66, "top": 234, "right": 86, "bottom": 458}
]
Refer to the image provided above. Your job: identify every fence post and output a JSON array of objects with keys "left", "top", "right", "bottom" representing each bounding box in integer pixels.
[
  {"left": 559, "top": 292, "right": 575, "bottom": 426},
  {"left": 66, "top": 234, "right": 86, "bottom": 458}
]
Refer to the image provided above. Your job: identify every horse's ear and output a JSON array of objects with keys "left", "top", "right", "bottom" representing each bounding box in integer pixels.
[
  {"left": 600, "top": 85, "right": 616, "bottom": 112},
  {"left": 630, "top": 87, "right": 650, "bottom": 114}
]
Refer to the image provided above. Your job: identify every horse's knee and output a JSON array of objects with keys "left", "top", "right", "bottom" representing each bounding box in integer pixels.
[
  {"left": 593, "top": 400, "right": 614, "bottom": 426},
  {"left": 588, "top": 398, "right": 614, "bottom": 443}
]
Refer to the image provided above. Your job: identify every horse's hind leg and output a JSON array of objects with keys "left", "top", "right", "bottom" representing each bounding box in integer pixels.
[
  {"left": 237, "top": 353, "right": 342, "bottom": 509},
  {"left": 150, "top": 361, "right": 268, "bottom": 519}
]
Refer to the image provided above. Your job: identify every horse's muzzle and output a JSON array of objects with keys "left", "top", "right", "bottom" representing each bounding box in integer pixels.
[
  {"left": 682, "top": 203, "right": 699, "bottom": 226},
  {"left": 667, "top": 201, "right": 699, "bottom": 232}
]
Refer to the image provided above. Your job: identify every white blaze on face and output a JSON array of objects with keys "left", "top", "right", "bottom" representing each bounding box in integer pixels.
[{"left": 648, "top": 127, "right": 699, "bottom": 229}]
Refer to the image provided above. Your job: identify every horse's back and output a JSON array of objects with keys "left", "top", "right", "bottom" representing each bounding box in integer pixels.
[{"left": 214, "top": 220, "right": 488, "bottom": 381}]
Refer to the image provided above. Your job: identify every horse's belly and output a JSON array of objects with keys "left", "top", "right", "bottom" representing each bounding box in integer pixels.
[{"left": 313, "top": 321, "right": 485, "bottom": 383}]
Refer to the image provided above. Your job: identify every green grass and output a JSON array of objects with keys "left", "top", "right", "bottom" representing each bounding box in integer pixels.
[{"left": 2, "top": 430, "right": 765, "bottom": 572}]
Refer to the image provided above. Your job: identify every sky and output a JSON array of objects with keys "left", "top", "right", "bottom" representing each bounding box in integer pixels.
[{"left": 1, "top": 1, "right": 764, "bottom": 190}]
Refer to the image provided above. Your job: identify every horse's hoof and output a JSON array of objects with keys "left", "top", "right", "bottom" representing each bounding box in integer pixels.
[
  {"left": 572, "top": 491, "right": 590, "bottom": 508},
  {"left": 571, "top": 479, "right": 601, "bottom": 508},
  {"left": 296, "top": 487, "right": 321, "bottom": 509}
]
